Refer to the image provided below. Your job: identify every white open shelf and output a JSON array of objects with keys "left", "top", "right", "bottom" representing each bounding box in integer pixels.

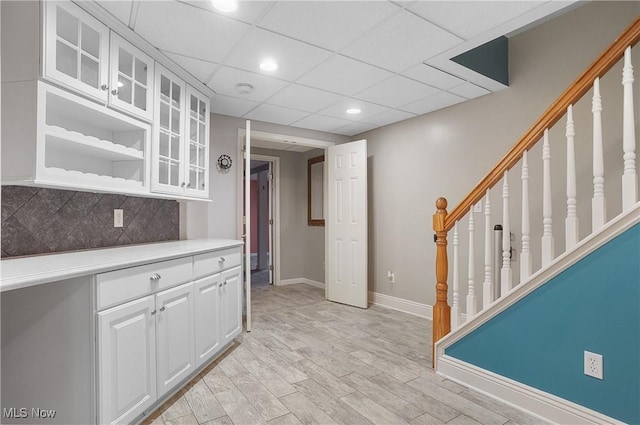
[{"left": 46, "top": 125, "right": 144, "bottom": 161}]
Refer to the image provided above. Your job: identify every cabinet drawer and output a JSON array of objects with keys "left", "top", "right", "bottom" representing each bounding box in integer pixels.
[
  {"left": 193, "top": 247, "right": 242, "bottom": 279},
  {"left": 97, "top": 256, "right": 192, "bottom": 310}
]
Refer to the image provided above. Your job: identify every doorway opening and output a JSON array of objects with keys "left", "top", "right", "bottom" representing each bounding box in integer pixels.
[{"left": 245, "top": 157, "right": 276, "bottom": 288}]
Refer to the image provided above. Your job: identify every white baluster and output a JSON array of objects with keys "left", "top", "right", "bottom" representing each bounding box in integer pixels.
[
  {"left": 565, "top": 105, "right": 579, "bottom": 250},
  {"left": 592, "top": 77, "right": 606, "bottom": 231},
  {"left": 542, "top": 129, "right": 555, "bottom": 266},
  {"left": 467, "top": 209, "right": 477, "bottom": 317},
  {"left": 452, "top": 222, "right": 461, "bottom": 329},
  {"left": 482, "top": 191, "right": 493, "bottom": 309},
  {"left": 622, "top": 46, "right": 638, "bottom": 210},
  {"left": 520, "top": 151, "right": 532, "bottom": 280},
  {"left": 501, "top": 171, "right": 512, "bottom": 295}
]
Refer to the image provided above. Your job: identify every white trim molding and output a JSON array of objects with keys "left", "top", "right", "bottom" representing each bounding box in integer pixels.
[
  {"left": 437, "top": 356, "right": 626, "bottom": 425},
  {"left": 278, "top": 278, "right": 325, "bottom": 289},
  {"left": 368, "top": 291, "right": 432, "bottom": 319}
]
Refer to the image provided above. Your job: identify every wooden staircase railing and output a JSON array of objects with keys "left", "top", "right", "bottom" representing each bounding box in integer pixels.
[{"left": 432, "top": 15, "right": 640, "bottom": 363}]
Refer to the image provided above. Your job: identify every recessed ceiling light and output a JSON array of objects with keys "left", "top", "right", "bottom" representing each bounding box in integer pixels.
[
  {"left": 346, "top": 108, "right": 361, "bottom": 115},
  {"left": 260, "top": 60, "right": 279, "bottom": 72},
  {"left": 211, "top": 0, "right": 237, "bottom": 12}
]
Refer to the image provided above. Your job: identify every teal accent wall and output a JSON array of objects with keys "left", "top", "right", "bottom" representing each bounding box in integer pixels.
[{"left": 446, "top": 223, "right": 640, "bottom": 424}]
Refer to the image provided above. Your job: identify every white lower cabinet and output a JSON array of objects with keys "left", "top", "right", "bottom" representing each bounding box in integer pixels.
[
  {"left": 156, "top": 282, "right": 195, "bottom": 398},
  {"left": 98, "top": 296, "right": 157, "bottom": 425},
  {"left": 194, "top": 274, "right": 221, "bottom": 368},
  {"left": 221, "top": 266, "right": 243, "bottom": 344},
  {"left": 96, "top": 247, "right": 242, "bottom": 425}
]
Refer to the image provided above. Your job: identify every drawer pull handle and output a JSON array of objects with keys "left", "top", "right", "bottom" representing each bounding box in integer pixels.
[
  {"left": 159, "top": 306, "right": 166, "bottom": 312},
  {"left": 150, "top": 273, "right": 162, "bottom": 281},
  {"left": 151, "top": 309, "right": 157, "bottom": 315},
  {"left": 219, "top": 257, "right": 225, "bottom": 262}
]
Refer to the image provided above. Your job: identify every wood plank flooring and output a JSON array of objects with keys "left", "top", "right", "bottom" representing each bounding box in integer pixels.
[{"left": 143, "top": 283, "right": 545, "bottom": 425}]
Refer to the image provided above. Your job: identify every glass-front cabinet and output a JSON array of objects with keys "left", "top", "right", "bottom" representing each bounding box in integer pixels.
[
  {"left": 109, "top": 33, "right": 155, "bottom": 121},
  {"left": 184, "top": 87, "right": 210, "bottom": 198},
  {"left": 152, "top": 65, "right": 210, "bottom": 199},
  {"left": 44, "top": 1, "right": 110, "bottom": 102},
  {"left": 153, "top": 65, "right": 186, "bottom": 196}
]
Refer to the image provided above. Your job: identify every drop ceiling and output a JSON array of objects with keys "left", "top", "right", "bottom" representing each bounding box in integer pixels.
[{"left": 94, "top": 0, "right": 577, "bottom": 136}]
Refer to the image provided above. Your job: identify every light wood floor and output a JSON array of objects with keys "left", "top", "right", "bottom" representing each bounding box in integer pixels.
[{"left": 144, "top": 283, "right": 545, "bottom": 425}]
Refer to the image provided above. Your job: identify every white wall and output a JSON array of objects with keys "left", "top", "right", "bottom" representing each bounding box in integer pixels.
[{"left": 357, "top": 1, "right": 640, "bottom": 306}]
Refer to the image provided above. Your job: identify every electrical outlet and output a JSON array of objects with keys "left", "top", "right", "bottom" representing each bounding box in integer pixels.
[
  {"left": 584, "top": 351, "right": 603, "bottom": 379},
  {"left": 114, "top": 209, "right": 124, "bottom": 228},
  {"left": 387, "top": 271, "right": 395, "bottom": 283}
]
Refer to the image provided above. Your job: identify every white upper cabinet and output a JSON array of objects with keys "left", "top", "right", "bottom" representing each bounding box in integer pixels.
[
  {"left": 109, "top": 33, "right": 155, "bottom": 122},
  {"left": 184, "top": 87, "right": 210, "bottom": 198},
  {"left": 153, "top": 64, "right": 187, "bottom": 196},
  {"left": 152, "top": 65, "right": 210, "bottom": 199},
  {"left": 44, "top": 1, "right": 110, "bottom": 102}
]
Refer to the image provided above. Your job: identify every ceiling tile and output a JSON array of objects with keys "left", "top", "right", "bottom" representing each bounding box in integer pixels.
[
  {"left": 332, "top": 122, "right": 377, "bottom": 137},
  {"left": 297, "top": 55, "right": 393, "bottom": 96},
  {"left": 163, "top": 52, "right": 218, "bottom": 84},
  {"left": 292, "top": 114, "right": 352, "bottom": 133},
  {"left": 448, "top": 82, "right": 491, "bottom": 99},
  {"left": 211, "top": 94, "right": 259, "bottom": 117},
  {"left": 400, "top": 91, "right": 465, "bottom": 115},
  {"left": 96, "top": 1, "right": 132, "bottom": 25},
  {"left": 207, "top": 66, "right": 289, "bottom": 102},
  {"left": 402, "top": 64, "right": 466, "bottom": 90},
  {"left": 244, "top": 104, "right": 310, "bottom": 126},
  {"left": 224, "top": 28, "right": 332, "bottom": 81},
  {"left": 354, "top": 76, "right": 439, "bottom": 108},
  {"left": 267, "top": 84, "right": 343, "bottom": 113},
  {"left": 178, "top": 0, "right": 274, "bottom": 25},
  {"left": 319, "top": 98, "right": 391, "bottom": 121},
  {"left": 340, "top": 10, "right": 462, "bottom": 73},
  {"left": 257, "top": 1, "right": 400, "bottom": 52},
  {"left": 134, "top": 2, "right": 250, "bottom": 63},
  {"left": 407, "top": 1, "right": 543, "bottom": 40},
  {"left": 361, "top": 109, "right": 417, "bottom": 127}
]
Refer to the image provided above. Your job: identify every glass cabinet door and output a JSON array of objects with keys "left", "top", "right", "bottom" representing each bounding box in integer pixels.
[
  {"left": 184, "top": 87, "right": 210, "bottom": 198},
  {"left": 109, "top": 33, "right": 155, "bottom": 121},
  {"left": 44, "top": 1, "right": 109, "bottom": 102},
  {"left": 152, "top": 65, "right": 186, "bottom": 195}
]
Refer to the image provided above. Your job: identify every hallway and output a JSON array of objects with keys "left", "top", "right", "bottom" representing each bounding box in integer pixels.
[{"left": 145, "top": 284, "right": 545, "bottom": 425}]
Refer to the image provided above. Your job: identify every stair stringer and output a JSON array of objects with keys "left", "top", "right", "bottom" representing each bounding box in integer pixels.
[{"left": 434, "top": 202, "right": 640, "bottom": 425}]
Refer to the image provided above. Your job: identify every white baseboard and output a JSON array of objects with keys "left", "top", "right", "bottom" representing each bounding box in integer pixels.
[
  {"left": 368, "top": 291, "right": 432, "bottom": 319},
  {"left": 278, "top": 278, "right": 325, "bottom": 289},
  {"left": 437, "top": 356, "right": 625, "bottom": 425}
]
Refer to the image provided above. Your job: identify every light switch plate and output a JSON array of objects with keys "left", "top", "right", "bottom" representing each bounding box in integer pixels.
[{"left": 114, "top": 209, "right": 124, "bottom": 228}]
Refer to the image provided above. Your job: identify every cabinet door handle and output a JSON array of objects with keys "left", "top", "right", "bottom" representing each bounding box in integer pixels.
[
  {"left": 111, "top": 89, "right": 119, "bottom": 95},
  {"left": 219, "top": 256, "right": 225, "bottom": 262},
  {"left": 218, "top": 283, "right": 223, "bottom": 288},
  {"left": 151, "top": 309, "right": 157, "bottom": 315},
  {"left": 150, "top": 273, "right": 162, "bottom": 281},
  {"left": 159, "top": 306, "right": 166, "bottom": 312},
  {"left": 223, "top": 280, "right": 227, "bottom": 286},
  {"left": 181, "top": 182, "right": 186, "bottom": 188},
  {"left": 100, "top": 84, "right": 108, "bottom": 91}
]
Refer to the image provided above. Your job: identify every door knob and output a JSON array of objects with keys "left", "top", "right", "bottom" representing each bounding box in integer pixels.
[
  {"left": 159, "top": 306, "right": 166, "bottom": 312},
  {"left": 151, "top": 309, "right": 157, "bottom": 315},
  {"left": 111, "top": 89, "right": 119, "bottom": 95},
  {"left": 150, "top": 273, "right": 162, "bottom": 281},
  {"left": 100, "top": 84, "right": 108, "bottom": 91}
]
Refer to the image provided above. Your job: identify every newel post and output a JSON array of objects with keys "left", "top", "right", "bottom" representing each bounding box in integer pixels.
[{"left": 432, "top": 197, "right": 451, "bottom": 367}]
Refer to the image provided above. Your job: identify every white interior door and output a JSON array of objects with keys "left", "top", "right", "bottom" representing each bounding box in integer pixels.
[
  {"left": 326, "top": 139, "right": 368, "bottom": 308},
  {"left": 244, "top": 120, "right": 252, "bottom": 332},
  {"left": 268, "top": 162, "right": 274, "bottom": 284}
]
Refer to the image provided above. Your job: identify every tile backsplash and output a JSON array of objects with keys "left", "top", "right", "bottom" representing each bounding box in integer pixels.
[{"left": 1, "top": 186, "right": 179, "bottom": 258}]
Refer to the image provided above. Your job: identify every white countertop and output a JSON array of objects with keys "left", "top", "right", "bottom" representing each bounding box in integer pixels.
[{"left": 0, "top": 239, "right": 243, "bottom": 292}]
